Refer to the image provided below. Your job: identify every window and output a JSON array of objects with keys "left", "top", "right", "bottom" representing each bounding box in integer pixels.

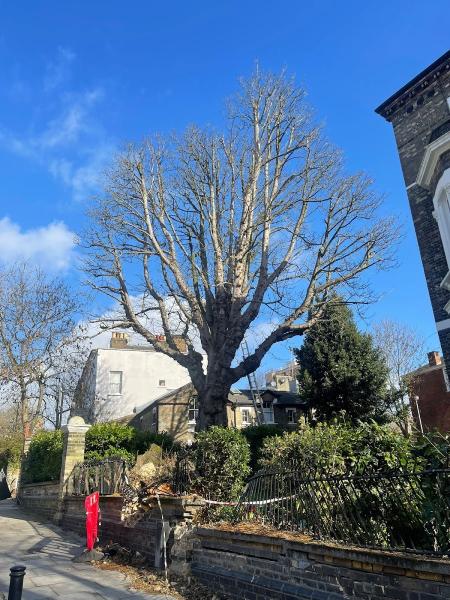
[
  {"left": 262, "top": 400, "right": 274, "bottom": 424},
  {"left": 433, "top": 169, "right": 450, "bottom": 275},
  {"left": 152, "top": 407, "right": 157, "bottom": 429},
  {"left": 159, "top": 379, "right": 166, "bottom": 387},
  {"left": 188, "top": 396, "right": 198, "bottom": 423},
  {"left": 109, "top": 371, "right": 122, "bottom": 395},
  {"left": 286, "top": 408, "right": 296, "bottom": 424},
  {"left": 241, "top": 408, "right": 251, "bottom": 426}
]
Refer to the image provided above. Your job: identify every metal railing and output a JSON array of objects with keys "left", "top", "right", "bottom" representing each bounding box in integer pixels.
[
  {"left": 233, "top": 466, "right": 450, "bottom": 555},
  {"left": 69, "top": 457, "right": 129, "bottom": 496},
  {"left": 172, "top": 451, "right": 193, "bottom": 495}
]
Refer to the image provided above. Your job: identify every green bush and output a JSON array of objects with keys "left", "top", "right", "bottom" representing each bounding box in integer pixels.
[
  {"left": 241, "top": 424, "right": 284, "bottom": 473},
  {"left": 259, "top": 420, "right": 413, "bottom": 474},
  {"left": 85, "top": 422, "right": 175, "bottom": 463},
  {"left": 22, "top": 430, "right": 63, "bottom": 483},
  {"left": 85, "top": 423, "right": 135, "bottom": 461},
  {"left": 194, "top": 426, "right": 251, "bottom": 501},
  {"left": 412, "top": 431, "right": 450, "bottom": 469},
  {"left": 0, "top": 435, "right": 22, "bottom": 472}
]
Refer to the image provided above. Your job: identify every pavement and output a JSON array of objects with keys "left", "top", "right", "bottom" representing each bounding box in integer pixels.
[{"left": 0, "top": 499, "right": 175, "bottom": 600}]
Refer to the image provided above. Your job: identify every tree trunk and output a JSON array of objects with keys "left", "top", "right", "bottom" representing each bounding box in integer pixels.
[
  {"left": 19, "top": 386, "right": 31, "bottom": 444},
  {"left": 196, "top": 382, "right": 231, "bottom": 430}
]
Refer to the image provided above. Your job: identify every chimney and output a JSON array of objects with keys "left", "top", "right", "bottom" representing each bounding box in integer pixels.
[
  {"left": 110, "top": 332, "right": 129, "bottom": 349},
  {"left": 428, "top": 351, "right": 442, "bottom": 366},
  {"left": 173, "top": 335, "right": 187, "bottom": 353}
]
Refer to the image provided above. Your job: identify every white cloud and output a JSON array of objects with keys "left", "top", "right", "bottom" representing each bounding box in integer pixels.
[
  {"left": 0, "top": 217, "right": 76, "bottom": 270},
  {"left": 44, "top": 47, "right": 76, "bottom": 92},
  {"left": 49, "top": 141, "right": 114, "bottom": 201},
  {"left": 0, "top": 45, "right": 113, "bottom": 202}
]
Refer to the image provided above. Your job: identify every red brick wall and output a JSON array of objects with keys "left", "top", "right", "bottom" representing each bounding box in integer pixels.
[{"left": 410, "top": 366, "right": 450, "bottom": 432}]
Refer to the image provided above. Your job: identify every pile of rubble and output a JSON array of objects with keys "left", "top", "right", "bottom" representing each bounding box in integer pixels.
[{"left": 121, "top": 445, "right": 179, "bottom": 521}]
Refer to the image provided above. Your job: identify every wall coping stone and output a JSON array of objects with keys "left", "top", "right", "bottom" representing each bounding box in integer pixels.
[
  {"left": 21, "top": 480, "right": 60, "bottom": 488},
  {"left": 196, "top": 527, "right": 450, "bottom": 577}
]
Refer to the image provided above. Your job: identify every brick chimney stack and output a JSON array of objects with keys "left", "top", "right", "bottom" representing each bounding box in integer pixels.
[
  {"left": 110, "top": 332, "right": 129, "bottom": 349},
  {"left": 428, "top": 351, "right": 442, "bottom": 366}
]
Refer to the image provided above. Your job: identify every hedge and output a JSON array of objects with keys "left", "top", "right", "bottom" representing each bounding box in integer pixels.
[
  {"left": 21, "top": 423, "right": 176, "bottom": 483},
  {"left": 22, "top": 430, "right": 64, "bottom": 483}
]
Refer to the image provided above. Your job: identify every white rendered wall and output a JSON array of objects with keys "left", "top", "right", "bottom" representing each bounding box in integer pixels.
[{"left": 93, "top": 348, "right": 192, "bottom": 421}]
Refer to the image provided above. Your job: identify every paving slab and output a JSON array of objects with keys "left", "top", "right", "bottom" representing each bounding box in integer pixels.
[{"left": 0, "top": 499, "right": 175, "bottom": 600}]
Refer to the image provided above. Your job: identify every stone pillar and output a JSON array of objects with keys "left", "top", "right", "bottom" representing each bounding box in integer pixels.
[{"left": 54, "top": 416, "right": 90, "bottom": 524}]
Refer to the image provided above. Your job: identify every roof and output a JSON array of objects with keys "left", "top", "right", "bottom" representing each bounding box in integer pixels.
[
  {"left": 229, "top": 389, "right": 255, "bottom": 406},
  {"left": 407, "top": 362, "right": 444, "bottom": 377},
  {"left": 265, "top": 389, "right": 306, "bottom": 406},
  {"left": 375, "top": 50, "right": 450, "bottom": 120},
  {"left": 230, "top": 388, "right": 306, "bottom": 407}
]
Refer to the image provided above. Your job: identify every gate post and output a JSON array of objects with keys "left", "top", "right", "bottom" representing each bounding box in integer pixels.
[{"left": 53, "top": 416, "right": 91, "bottom": 525}]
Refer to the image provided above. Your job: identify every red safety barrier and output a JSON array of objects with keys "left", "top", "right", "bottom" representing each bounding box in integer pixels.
[{"left": 85, "top": 492, "right": 100, "bottom": 551}]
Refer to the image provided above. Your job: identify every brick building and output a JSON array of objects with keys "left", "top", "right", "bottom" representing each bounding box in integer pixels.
[
  {"left": 376, "top": 51, "right": 450, "bottom": 374},
  {"left": 407, "top": 350, "right": 450, "bottom": 433},
  {"left": 127, "top": 383, "right": 307, "bottom": 443}
]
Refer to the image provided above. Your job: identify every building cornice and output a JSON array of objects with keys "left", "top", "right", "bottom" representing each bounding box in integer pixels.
[{"left": 375, "top": 51, "right": 450, "bottom": 121}]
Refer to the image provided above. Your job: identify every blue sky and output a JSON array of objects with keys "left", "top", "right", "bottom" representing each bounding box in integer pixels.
[{"left": 0, "top": 0, "right": 449, "bottom": 371}]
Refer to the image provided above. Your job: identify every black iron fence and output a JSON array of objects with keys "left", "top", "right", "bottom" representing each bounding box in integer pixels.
[
  {"left": 233, "top": 466, "right": 450, "bottom": 555},
  {"left": 69, "top": 457, "right": 129, "bottom": 496},
  {"left": 172, "top": 451, "right": 193, "bottom": 495}
]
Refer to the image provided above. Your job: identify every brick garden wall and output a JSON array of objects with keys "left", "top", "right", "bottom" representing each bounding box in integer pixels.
[
  {"left": 18, "top": 481, "right": 60, "bottom": 521},
  {"left": 19, "top": 482, "right": 450, "bottom": 599},
  {"left": 18, "top": 484, "right": 202, "bottom": 569},
  {"left": 192, "top": 527, "right": 450, "bottom": 600},
  {"left": 60, "top": 495, "right": 165, "bottom": 565}
]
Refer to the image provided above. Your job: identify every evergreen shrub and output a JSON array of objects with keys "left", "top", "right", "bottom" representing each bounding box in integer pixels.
[
  {"left": 259, "top": 420, "right": 414, "bottom": 474},
  {"left": 85, "top": 422, "right": 175, "bottom": 462},
  {"left": 194, "top": 426, "right": 251, "bottom": 500},
  {"left": 0, "top": 435, "right": 22, "bottom": 472},
  {"left": 22, "top": 430, "right": 64, "bottom": 483},
  {"left": 241, "top": 424, "right": 284, "bottom": 473}
]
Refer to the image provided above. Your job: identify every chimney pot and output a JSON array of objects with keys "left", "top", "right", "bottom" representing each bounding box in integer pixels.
[
  {"left": 110, "top": 332, "right": 129, "bottom": 349},
  {"left": 428, "top": 351, "right": 442, "bottom": 366}
]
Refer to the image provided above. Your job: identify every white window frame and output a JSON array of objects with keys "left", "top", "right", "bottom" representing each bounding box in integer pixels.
[
  {"left": 262, "top": 400, "right": 274, "bottom": 424},
  {"left": 241, "top": 407, "right": 251, "bottom": 426},
  {"left": 286, "top": 408, "right": 296, "bottom": 424},
  {"left": 109, "top": 371, "right": 123, "bottom": 395},
  {"left": 188, "top": 396, "right": 199, "bottom": 424},
  {"left": 434, "top": 169, "right": 450, "bottom": 272}
]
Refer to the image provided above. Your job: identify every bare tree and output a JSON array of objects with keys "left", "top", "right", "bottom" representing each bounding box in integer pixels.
[
  {"left": 41, "top": 332, "right": 92, "bottom": 429},
  {"left": 373, "top": 320, "right": 425, "bottom": 389},
  {"left": 83, "top": 69, "right": 398, "bottom": 429},
  {"left": 373, "top": 319, "right": 425, "bottom": 434},
  {"left": 0, "top": 263, "right": 83, "bottom": 441}
]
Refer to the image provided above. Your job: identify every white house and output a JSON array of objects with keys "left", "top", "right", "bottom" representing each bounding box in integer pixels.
[{"left": 72, "top": 332, "right": 194, "bottom": 422}]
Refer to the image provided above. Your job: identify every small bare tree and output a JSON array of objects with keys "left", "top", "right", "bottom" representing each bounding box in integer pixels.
[
  {"left": 0, "top": 263, "right": 82, "bottom": 441},
  {"left": 83, "top": 69, "right": 398, "bottom": 429},
  {"left": 373, "top": 319, "right": 425, "bottom": 434},
  {"left": 41, "top": 332, "right": 91, "bottom": 429}
]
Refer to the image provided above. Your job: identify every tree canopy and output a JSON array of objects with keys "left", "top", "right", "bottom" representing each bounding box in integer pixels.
[
  {"left": 295, "top": 301, "right": 389, "bottom": 422},
  {"left": 83, "top": 68, "right": 397, "bottom": 429}
]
